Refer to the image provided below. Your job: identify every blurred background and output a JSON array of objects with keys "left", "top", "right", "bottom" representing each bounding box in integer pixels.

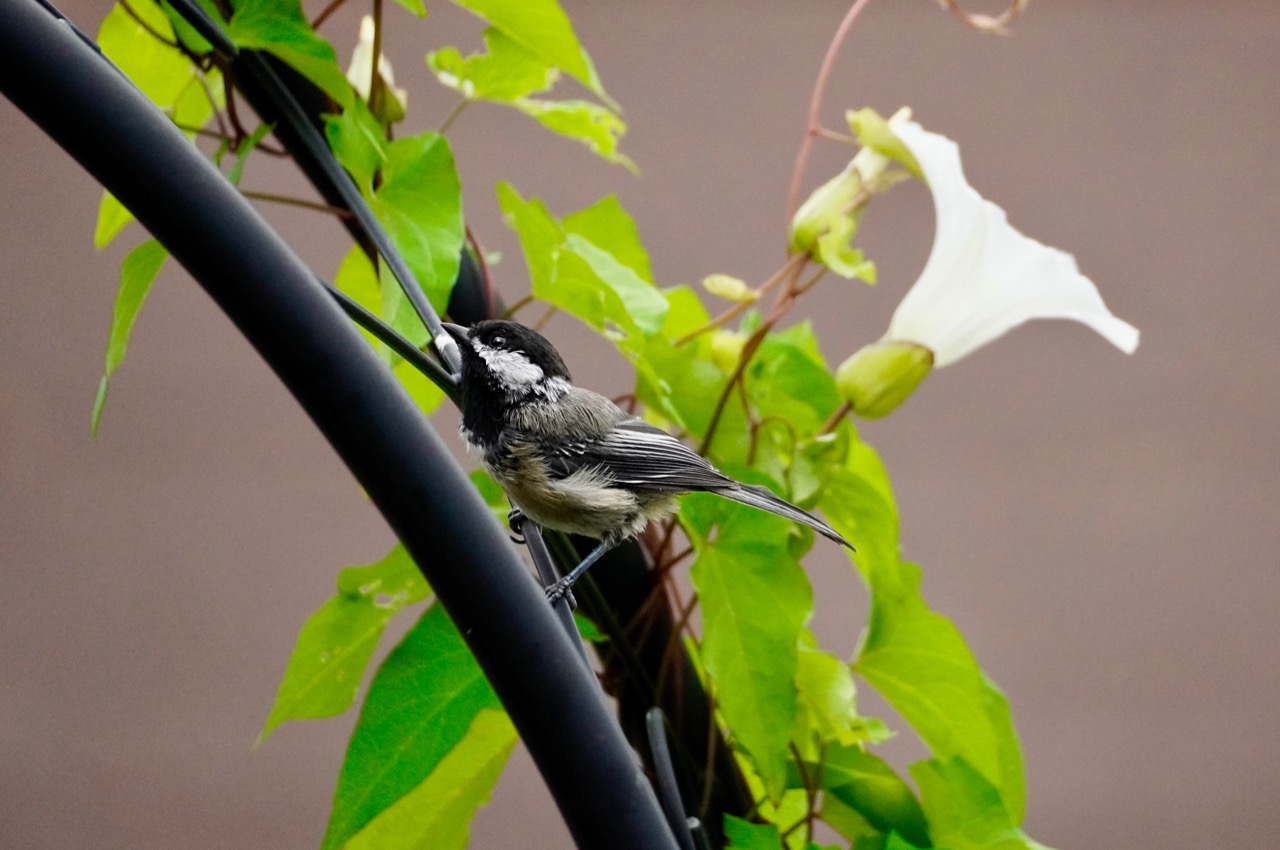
[{"left": 2, "top": 0, "right": 1277, "bottom": 847}]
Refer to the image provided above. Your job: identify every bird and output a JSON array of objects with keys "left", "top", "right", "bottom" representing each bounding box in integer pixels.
[{"left": 441, "top": 319, "right": 853, "bottom": 602}]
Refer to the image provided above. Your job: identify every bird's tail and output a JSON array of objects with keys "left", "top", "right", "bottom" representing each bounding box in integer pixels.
[{"left": 719, "top": 484, "right": 854, "bottom": 550}]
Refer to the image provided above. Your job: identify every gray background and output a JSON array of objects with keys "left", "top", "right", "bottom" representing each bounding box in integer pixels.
[{"left": 2, "top": 1, "right": 1276, "bottom": 847}]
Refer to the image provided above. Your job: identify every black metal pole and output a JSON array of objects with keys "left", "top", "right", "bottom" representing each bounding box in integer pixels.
[{"left": 0, "top": 2, "right": 676, "bottom": 847}]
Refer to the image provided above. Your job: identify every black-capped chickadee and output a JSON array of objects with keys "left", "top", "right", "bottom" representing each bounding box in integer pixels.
[{"left": 442, "top": 320, "right": 853, "bottom": 602}]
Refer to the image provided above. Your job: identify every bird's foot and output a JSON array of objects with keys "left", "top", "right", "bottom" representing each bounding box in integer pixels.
[
  {"left": 544, "top": 576, "right": 577, "bottom": 611},
  {"left": 507, "top": 507, "right": 526, "bottom": 544}
]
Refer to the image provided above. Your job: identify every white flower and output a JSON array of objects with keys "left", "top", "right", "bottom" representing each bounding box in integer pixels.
[
  {"left": 835, "top": 113, "right": 1139, "bottom": 418},
  {"left": 346, "top": 15, "right": 408, "bottom": 117},
  {"left": 884, "top": 114, "right": 1139, "bottom": 367}
]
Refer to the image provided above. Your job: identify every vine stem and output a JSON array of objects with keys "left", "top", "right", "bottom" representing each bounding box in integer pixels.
[
  {"left": 120, "top": 0, "right": 178, "bottom": 47},
  {"left": 368, "top": 0, "right": 385, "bottom": 120},
  {"left": 501, "top": 294, "right": 535, "bottom": 320},
  {"left": 310, "top": 0, "right": 349, "bottom": 30},
  {"left": 820, "top": 401, "right": 852, "bottom": 435},
  {"left": 784, "top": 0, "right": 877, "bottom": 229},
  {"left": 697, "top": 256, "right": 808, "bottom": 456},
  {"left": 241, "top": 190, "right": 355, "bottom": 219},
  {"left": 438, "top": 98, "right": 470, "bottom": 134},
  {"left": 674, "top": 253, "right": 806, "bottom": 347}
]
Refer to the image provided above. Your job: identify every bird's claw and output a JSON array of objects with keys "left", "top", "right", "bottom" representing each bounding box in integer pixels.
[
  {"left": 507, "top": 507, "right": 526, "bottom": 544},
  {"left": 545, "top": 577, "right": 577, "bottom": 611}
]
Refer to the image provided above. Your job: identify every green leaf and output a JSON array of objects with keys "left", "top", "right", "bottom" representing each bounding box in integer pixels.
[
  {"left": 321, "top": 603, "right": 501, "bottom": 850},
  {"left": 562, "top": 194, "right": 654, "bottom": 284},
  {"left": 820, "top": 433, "right": 1027, "bottom": 822},
  {"left": 260, "top": 546, "right": 428, "bottom": 742},
  {"left": 345, "top": 709, "right": 517, "bottom": 850},
  {"left": 496, "top": 184, "right": 666, "bottom": 344},
  {"left": 563, "top": 233, "right": 666, "bottom": 334},
  {"left": 96, "top": 0, "right": 222, "bottom": 249},
  {"left": 724, "top": 815, "right": 784, "bottom": 850},
  {"left": 573, "top": 614, "right": 607, "bottom": 643},
  {"left": 427, "top": 28, "right": 557, "bottom": 102},
  {"left": 370, "top": 132, "right": 465, "bottom": 321},
  {"left": 394, "top": 357, "right": 447, "bottom": 416},
  {"left": 391, "top": 0, "right": 427, "bottom": 17},
  {"left": 657, "top": 285, "right": 712, "bottom": 338},
  {"left": 99, "top": 0, "right": 219, "bottom": 125},
  {"left": 228, "top": 0, "right": 354, "bottom": 108},
  {"left": 447, "top": 0, "right": 613, "bottom": 106},
  {"left": 686, "top": 495, "right": 813, "bottom": 798},
  {"left": 157, "top": 0, "right": 223, "bottom": 52},
  {"left": 820, "top": 746, "right": 928, "bottom": 847},
  {"left": 92, "top": 240, "right": 168, "bottom": 437},
  {"left": 746, "top": 322, "right": 842, "bottom": 435},
  {"left": 911, "top": 758, "right": 1053, "bottom": 850},
  {"left": 516, "top": 98, "right": 634, "bottom": 171},
  {"left": 793, "top": 639, "right": 861, "bottom": 747},
  {"left": 335, "top": 242, "right": 451, "bottom": 411},
  {"left": 818, "top": 793, "right": 881, "bottom": 846},
  {"left": 227, "top": 122, "right": 275, "bottom": 187},
  {"left": 334, "top": 246, "right": 381, "bottom": 322},
  {"left": 94, "top": 192, "right": 134, "bottom": 249},
  {"left": 323, "top": 100, "right": 388, "bottom": 195}
]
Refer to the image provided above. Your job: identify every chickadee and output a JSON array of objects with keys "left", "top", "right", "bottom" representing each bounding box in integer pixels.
[{"left": 442, "top": 320, "right": 853, "bottom": 602}]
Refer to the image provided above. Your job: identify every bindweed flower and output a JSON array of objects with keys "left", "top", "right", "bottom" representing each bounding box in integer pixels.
[
  {"left": 837, "top": 112, "right": 1139, "bottom": 418},
  {"left": 346, "top": 15, "right": 408, "bottom": 123}
]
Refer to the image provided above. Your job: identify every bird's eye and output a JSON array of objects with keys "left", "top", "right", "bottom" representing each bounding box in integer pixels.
[{"left": 491, "top": 335, "right": 507, "bottom": 348}]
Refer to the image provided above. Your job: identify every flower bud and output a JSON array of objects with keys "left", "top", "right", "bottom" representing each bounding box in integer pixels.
[
  {"left": 835, "top": 341, "right": 934, "bottom": 419},
  {"left": 788, "top": 163, "right": 861, "bottom": 255},
  {"left": 709, "top": 329, "right": 747, "bottom": 373},
  {"left": 702, "top": 273, "right": 757, "bottom": 304}
]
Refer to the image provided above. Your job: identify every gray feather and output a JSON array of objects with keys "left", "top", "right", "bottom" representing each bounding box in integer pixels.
[{"left": 717, "top": 483, "right": 854, "bottom": 550}]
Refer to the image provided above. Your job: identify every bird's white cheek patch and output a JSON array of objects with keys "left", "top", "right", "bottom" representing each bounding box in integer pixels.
[{"left": 474, "top": 343, "right": 545, "bottom": 388}]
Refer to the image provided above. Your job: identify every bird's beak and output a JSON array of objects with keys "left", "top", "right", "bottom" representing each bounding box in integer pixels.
[
  {"left": 441, "top": 322, "right": 471, "bottom": 343},
  {"left": 435, "top": 323, "right": 470, "bottom": 378}
]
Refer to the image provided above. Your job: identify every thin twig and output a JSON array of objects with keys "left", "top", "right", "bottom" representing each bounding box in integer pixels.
[
  {"left": 223, "top": 73, "right": 250, "bottom": 144},
  {"left": 697, "top": 258, "right": 808, "bottom": 456},
  {"left": 820, "top": 401, "right": 851, "bottom": 435},
  {"left": 438, "top": 97, "right": 470, "bottom": 135},
  {"left": 532, "top": 304, "right": 558, "bottom": 332},
  {"left": 699, "top": 682, "right": 720, "bottom": 820},
  {"left": 194, "top": 67, "right": 232, "bottom": 142},
  {"left": 795, "top": 265, "right": 829, "bottom": 296},
  {"left": 784, "top": 0, "right": 876, "bottom": 228},
  {"left": 368, "top": 0, "right": 385, "bottom": 119},
  {"left": 310, "top": 0, "right": 349, "bottom": 30},
  {"left": 653, "top": 590, "right": 699, "bottom": 707},
  {"left": 120, "top": 0, "right": 179, "bottom": 47},
  {"left": 501, "top": 294, "right": 535, "bottom": 320},
  {"left": 813, "top": 127, "right": 858, "bottom": 144},
  {"left": 241, "top": 190, "right": 355, "bottom": 219},
  {"left": 674, "top": 254, "right": 805, "bottom": 347}
]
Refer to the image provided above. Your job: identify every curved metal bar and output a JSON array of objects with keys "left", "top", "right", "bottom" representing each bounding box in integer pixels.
[{"left": 0, "top": 3, "right": 676, "bottom": 847}]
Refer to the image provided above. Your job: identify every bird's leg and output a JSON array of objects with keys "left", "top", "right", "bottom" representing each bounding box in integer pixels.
[
  {"left": 545, "top": 539, "right": 617, "bottom": 606},
  {"left": 507, "top": 507, "right": 526, "bottom": 544}
]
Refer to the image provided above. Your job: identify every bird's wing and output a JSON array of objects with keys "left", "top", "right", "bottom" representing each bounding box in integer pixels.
[{"left": 545, "top": 417, "right": 732, "bottom": 493}]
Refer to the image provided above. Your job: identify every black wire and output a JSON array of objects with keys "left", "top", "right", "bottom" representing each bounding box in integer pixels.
[
  {"left": 646, "top": 708, "right": 698, "bottom": 850},
  {"left": 320, "top": 280, "right": 459, "bottom": 400},
  {"left": 165, "top": 0, "right": 462, "bottom": 376},
  {"left": 521, "top": 518, "right": 591, "bottom": 667}
]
